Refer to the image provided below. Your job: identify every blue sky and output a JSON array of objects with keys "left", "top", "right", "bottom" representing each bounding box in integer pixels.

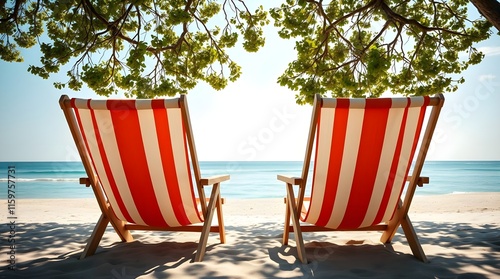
[{"left": 1, "top": 12, "right": 499, "bottom": 162}]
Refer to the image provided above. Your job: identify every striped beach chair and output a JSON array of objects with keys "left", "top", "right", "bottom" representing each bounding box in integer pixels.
[
  {"left": 278, "top": 93, "right": 444, "bottom": 263},
  {"left": 60, "top": 94, "right": 228, "bottom": 262}
]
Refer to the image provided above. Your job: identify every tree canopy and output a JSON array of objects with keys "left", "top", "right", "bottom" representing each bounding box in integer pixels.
[
  {"left": 0, "top": 0, "right": 497, "bottom": 103},
  {"left": 0, "top": 0, "right": 268, "bottom": 97},
  {"left": 271, "top": 0, "right": 493, "bottom": 104}
]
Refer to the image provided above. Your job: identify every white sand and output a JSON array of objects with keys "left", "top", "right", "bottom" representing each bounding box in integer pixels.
[{"left": 1, "top": 193, "right": 499, "bottom": 278}]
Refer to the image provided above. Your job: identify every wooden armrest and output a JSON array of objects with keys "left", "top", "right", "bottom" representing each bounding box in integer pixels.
[
  {"left": 407, "top": 176, "right": 430, "bottom": 187},
  {"left": 200, "top": 175, "right": 230, "bottom": 186},
  {"left": 277, "top": 175, "right": 303, "bottom": 185},
  {"left": 79, "top": 177, "right": 91, "bottom": 187},
  {"left": 197, "top": 197, "right": 225, "bottom": 205},
  {"left": 284, "top": 197, "right": 311, "bottom": 203}
]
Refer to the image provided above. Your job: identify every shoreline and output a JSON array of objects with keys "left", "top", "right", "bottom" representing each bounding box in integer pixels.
[
  {"left": 1, "top": 193, "right": 499, "bottom": 278},
  {"left": 6, "top": 192, "right": 500, "bottom": 225},
  {"left": 2, "top": 161, "right": 499, "bottom": 200},
  {"left": 7, "top": 190, "right": 500, "bottom": 201}
]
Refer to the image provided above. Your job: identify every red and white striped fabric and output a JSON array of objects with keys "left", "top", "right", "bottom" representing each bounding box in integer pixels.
[
  {"left": 70, "top": 98, "right": 203, "bottom": 227},
  {"left": 303, "top": 96, "right": 430, "bottom": 229}
]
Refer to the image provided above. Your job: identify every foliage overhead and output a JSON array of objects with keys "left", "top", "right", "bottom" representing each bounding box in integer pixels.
[
  {"left": 0, "top": 0, "right": 269, "bottom": 97},
  {"left": 0, "top": 1, "right": 496, "bottom": 103},
  {"left": 271, "top": 0, "right": 493, "bottom": 104}
]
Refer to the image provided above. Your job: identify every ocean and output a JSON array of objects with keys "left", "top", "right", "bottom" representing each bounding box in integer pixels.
[{"left": 0, "top": 161, "right": 499, "bottom": 199}]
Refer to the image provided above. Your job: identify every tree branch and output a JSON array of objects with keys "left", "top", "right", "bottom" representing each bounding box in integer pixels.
[{"left": 379, "top": 1, "right": 467, "bottom": 36}]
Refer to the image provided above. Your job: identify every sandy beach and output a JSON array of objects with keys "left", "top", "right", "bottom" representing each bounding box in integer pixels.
[{"left": 1, "top": 193, "right": 499, "bottom": 278}]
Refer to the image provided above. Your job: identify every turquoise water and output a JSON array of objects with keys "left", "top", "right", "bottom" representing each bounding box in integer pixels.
[{"left": 0, "top": 161, "right": 499, "bottom": 199}]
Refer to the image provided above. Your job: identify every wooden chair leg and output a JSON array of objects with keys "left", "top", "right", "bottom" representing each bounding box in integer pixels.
[
  {"left": 381, "top": 200, "right": 404, "bottom": 243},
  {"left": 216, "top": 195, "right": 226, "bottom": 243},
  {"left": 401, "top": 215, "right": 428, "bottom": 262},
  {"left": 283, "top": 198, "right": 291, "bottom": 245},
  {"left": 105, "top": 203, "right": 134, "bottom": 243},
  {"left": 80, "top": 214, "right": 109, "bottom": 259},
  {"left": 194, "top": 183, "right": 220, "bottom": 262},
  {"left": 380, "top": 199, "right": 428, "bottom": 262},
  {"left": 287, "top": 184, "right": 307, "bottom": 264}
]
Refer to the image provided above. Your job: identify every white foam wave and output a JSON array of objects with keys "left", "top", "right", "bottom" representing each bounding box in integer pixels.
[{"left": 0, "top": 178, "right": 79, "bottom": 182}]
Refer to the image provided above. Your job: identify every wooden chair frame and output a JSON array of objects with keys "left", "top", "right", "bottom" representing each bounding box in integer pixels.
[
  {"left": 60, "top": 94, "right": 228, "bottom": 262},
  {"left": 278, "top": 94, "right": 444, "bottom": 264}
]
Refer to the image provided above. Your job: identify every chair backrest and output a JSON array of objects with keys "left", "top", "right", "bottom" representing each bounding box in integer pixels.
[
  {"left": 301, "top": 94, "right": 444, "bottom": 230},
  {"left": 61, "top": 95, "right": 203, "bottom": 227}
]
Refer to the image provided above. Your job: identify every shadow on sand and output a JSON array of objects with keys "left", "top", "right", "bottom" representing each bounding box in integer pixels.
[{"left": 1, "top": 220, "right": 499, "bottom": 278}]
